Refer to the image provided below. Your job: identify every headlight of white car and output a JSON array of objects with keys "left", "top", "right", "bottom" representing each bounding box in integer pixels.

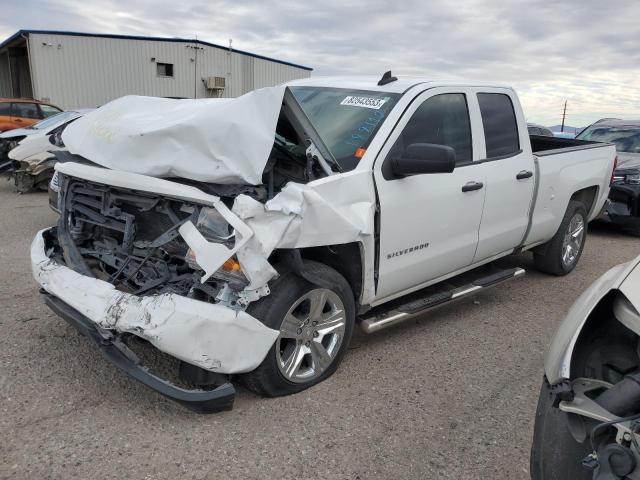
[
  {"left": 49, "top": 171, "right": 61, "bottom": 193},
  {"left": 184, "top": 207, "right": 247, "bottom": 287}
]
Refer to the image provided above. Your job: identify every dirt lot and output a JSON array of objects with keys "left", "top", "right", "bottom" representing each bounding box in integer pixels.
[{"left": 1, "top": 179, "right": 638, "bottom": 480}]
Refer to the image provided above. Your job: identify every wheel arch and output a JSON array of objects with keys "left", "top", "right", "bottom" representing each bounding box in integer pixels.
[
  {"left": 270, "top": 242, "right": 364, "bottom": 307},
  {"left": 544, "top": 262, "right": 637, "bottom": 384},
  {"left": 570, "top": 185, "right": 599, "bottom": 217}
]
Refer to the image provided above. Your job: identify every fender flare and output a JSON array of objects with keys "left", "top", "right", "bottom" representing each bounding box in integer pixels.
[{"left": 545, "top": 259, "right": 640, "bottom": 385}]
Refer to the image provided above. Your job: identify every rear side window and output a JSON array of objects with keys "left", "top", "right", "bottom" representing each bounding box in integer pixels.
[
  {"left": 477, "top": 93, "right": 520, "bottom": 158},
  {"left": 390, "top": 93, "right": 472, "bottom": 165},
  {"left": 0, "top": 102, "right": 10, "bottom": 116},
  {"left": 12, "top": 102, "right": 40, "bottom": 119}
]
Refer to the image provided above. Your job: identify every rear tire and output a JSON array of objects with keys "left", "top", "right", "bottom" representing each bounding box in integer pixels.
[
  {"left": 530, "top": 380, "right": 592, "bottom": 479},
  {"left": 241, "top": 261, "right": 355, "bottom": 397},
  {"left": 534, "top": 200, "right": 587, "bottom": 276}
]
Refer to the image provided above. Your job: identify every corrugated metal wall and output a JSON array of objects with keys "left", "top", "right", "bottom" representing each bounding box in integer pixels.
[
  {"left": 27, "top": 33, "right": 311, "bottom": 109},
  {"left": 0, "top": 52, "right": 11, "bottom": 97}
]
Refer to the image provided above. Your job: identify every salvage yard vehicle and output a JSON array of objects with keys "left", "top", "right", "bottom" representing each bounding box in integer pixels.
[
  {"left": 577, "top": 119, "right": 640, "bottom": 236},
  {"left": 31, "top": 74, "right": 617, "bottom": 413},
  {"left": 0, "top": 110, "right": 73, "bottom": 170},
  {"left": 0, "top": 98, "right": 62, "bottom": 133},
  {"left": 8, "top": 109, "right": 92, "bottom": 192},
  {"left": 528, "top": 122, "right": 555, "bottom": 137},
  {"left": 531, "top": 255, "right": 640, "bottom": 480}
]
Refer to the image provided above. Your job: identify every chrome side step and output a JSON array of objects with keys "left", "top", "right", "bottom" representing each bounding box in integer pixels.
[{"left": 359, "top": 267, "right": 525, "bottom": 334}]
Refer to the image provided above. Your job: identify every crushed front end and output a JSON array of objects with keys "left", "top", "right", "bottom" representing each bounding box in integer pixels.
[{"left": 31, "top": 163, "right": 280, "bottom": 412}]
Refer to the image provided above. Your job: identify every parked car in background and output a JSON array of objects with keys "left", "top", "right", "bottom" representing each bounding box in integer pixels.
[
  {"left": 0, "top": 110, "right": 79, "bottom": 169},
  {"left": 30, "top": 77, "right": 616, "bottom": 412},
  {"left": 553, "top": 131, "right": 576, "bottom": 139},
  {"left": 8, "top": 109, "right": 92, "bottom": 193},
  {"left": 577, "top": 119, "right": 640, "bottom": 235},
  {"left": 531, "top": 254, "right": 640, "bottom": 479},
  {"left": 0, "top": 98, "right": 62, "bottom": 132},
  {"left": 527, "top": 123, "right": 554, "bottom": 137}
]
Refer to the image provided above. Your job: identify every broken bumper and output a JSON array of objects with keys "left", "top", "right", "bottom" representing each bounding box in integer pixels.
[
  {"left": 42, "top": 291, "right": 236, "bottom": 413},
  {"left": 31, "top": 227, "right": 280, "bottom": 408}
]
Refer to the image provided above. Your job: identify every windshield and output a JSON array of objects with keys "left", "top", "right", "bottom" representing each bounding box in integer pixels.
[
  {"left": 29, "top": 111, "right": 76, "bottom": 131},
  {"left": 577, "top": 126, "right": 640, "bottom": 154},
  {"left": 289, "top": 87, "right": 401, "bottom": 171}
]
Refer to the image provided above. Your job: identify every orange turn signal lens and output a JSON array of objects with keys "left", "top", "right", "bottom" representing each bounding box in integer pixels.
[
  {"left": 222, "top": 258, "right": 242, "bottom": 271},
  {"left": 355, "top": 148, "right": 366, "bottom": 158}
]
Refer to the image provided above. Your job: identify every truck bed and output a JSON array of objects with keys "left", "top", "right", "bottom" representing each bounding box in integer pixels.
[{"left": 530, "top": 135, "right": 608, "bottom": 156}]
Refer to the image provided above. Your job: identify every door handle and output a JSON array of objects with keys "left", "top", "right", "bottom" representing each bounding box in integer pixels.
[
  {"left": 461, "top": 181, "right": 484, "bottom": 192},
  {"left": 516, "top": 170, "right": 533, "bottom": 180}
]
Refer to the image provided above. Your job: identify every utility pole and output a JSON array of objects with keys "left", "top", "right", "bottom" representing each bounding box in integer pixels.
[{"left": 561, "top": 100, "right": 567, "bottom": 133}]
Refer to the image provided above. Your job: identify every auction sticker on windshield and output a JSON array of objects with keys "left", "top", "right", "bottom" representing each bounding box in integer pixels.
[{"left": 340, "top": 96, "right": 389, "bottom": 110}]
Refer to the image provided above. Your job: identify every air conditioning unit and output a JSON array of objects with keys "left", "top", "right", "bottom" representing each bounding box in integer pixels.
[{"left": 206, "top": 76, "right": 226, "bottom": 90}]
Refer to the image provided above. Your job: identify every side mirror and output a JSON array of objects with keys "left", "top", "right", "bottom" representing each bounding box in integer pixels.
[
  {"left": 49, "top": 129, "right": 65, "bottom": 147},
  {"left": 391, "top": 143, "right": 456, "bottom": 176}
]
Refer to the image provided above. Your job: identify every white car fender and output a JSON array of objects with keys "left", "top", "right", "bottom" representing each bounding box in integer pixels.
[{"left": 545, "top": 256, "right": 640, "bottom": 384}]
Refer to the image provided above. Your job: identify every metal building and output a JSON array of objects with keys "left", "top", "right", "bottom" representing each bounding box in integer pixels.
[{"left": 0, "top": 30, "right": 312, "bottom": 109}]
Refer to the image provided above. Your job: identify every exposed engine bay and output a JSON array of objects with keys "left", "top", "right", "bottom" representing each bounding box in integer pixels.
[
  {"left": 56, "top": 175, "right": 245, "bottom": 302},
  {"left": 52, "top": 99, "right": 331, "bottom": 309}
]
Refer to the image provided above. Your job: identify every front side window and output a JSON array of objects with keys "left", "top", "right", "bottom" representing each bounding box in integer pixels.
[
  {"left": 12, "top": 102, "right": 40, "bottom": 119},
  {"left": 388, "top": 93, "right": 472, "bottom": 166},
  {"left": 477, "top": 93, "right": 520, "bottom": 158},
  {"left": 40, "top": 104, "right": 62, "bottom": 118},
  {"left": 0, "top": 102, "right": 10, "bottom": 116},
  {"left": 289, "top": 87, "right": 401, "bottom": 171}
]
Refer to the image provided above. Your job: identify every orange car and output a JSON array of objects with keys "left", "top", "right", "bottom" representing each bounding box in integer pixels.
[{"left": 0, "top": 98, "right": 63, "bottom": 132}]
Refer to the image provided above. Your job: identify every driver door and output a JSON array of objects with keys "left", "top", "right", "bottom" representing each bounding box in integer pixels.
[{"left": 373, "top": 88, "right": 486, "bottom": 301}]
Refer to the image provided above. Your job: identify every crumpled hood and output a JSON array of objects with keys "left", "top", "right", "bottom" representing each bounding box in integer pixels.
[{"left": 62, "top": 86, "right": 286, "bottom": 185}]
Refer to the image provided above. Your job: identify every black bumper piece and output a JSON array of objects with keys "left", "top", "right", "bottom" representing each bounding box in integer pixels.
[{"left": 42, "top": 292, "right": 235, "bottom": 413}]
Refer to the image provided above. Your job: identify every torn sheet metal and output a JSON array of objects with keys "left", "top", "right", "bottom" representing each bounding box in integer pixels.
[
  {"left": 231, "top": 171, "right": 378, "bottom": 302},
  {"left": 55, "top": 162, "right": 378, "bottom": 306},
  {"left": 31, "top": 229, "right": 279, "bottom": 374},
  {"left": 62, "top": 86, "right": 286, "bottom": 185},
  {"left": 57, "top": 162, "right": 256, "bottom": 285}
]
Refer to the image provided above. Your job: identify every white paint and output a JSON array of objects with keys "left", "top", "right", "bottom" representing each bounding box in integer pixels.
[
  {"left": 62, "top": 86, "right": 286, "bottom": 185},
  {"left": 31, "top": 229, "right": 279, "bottom": 374},
  {"left": 544, "top": 257, "right": 640, "bottom": 384}
]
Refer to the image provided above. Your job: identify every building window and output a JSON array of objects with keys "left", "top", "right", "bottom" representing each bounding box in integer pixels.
[{"left": 157, "top": 62, "right": 174, "bottom": 77}]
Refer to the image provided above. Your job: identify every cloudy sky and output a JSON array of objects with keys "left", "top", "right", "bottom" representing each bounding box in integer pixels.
[{"left": 3, "top": 0, "right": 639, "bottom": 126}]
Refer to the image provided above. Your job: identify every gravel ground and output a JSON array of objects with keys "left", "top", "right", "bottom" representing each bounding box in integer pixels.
[{"left": 1, "top": 179, "right": 639, "bottom": 479}]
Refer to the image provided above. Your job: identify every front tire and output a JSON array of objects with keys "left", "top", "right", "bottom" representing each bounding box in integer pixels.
[
  {"left": 534, "top": 200, "right": 587, "bottom": 276},
  {"left": 241, "top": 261, "right": 355, "bottom": 397},
  {"left": 530, "top": 380, "right": 592, "bottom": 479}
]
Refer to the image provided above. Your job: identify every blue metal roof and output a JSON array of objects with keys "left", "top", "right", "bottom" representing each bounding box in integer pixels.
[{"left": 0, "top": 29, "right": 313, "bottom": 71}]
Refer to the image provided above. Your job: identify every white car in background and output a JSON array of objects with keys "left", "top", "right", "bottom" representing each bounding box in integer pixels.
[
  {"left": 532, "top": 255, "right": 640, "bottom": 479},
  {"left": 9, "top": 109, "right": 92, "bottom": 192},
  {"left": 0, "top": 111, "right": 80, "bottom": 168}
]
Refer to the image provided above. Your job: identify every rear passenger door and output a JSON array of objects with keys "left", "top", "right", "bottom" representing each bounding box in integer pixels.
[{"left": 472, "top": 89, "right": 535, "bottom": 262}]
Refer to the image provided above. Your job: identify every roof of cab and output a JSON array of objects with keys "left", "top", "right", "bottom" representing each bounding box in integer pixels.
[{"left": 284, "top": 76, "right": 513, "bottom": 94}]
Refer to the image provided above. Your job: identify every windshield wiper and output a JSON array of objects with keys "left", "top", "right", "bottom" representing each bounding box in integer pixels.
[{"left": 305, "top": 140, "right": 334, "bottom": 176}]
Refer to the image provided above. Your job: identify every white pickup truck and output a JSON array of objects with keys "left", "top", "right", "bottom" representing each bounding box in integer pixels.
[{"left": 33, "top": 74, "right": 617, "bottom": 412}]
